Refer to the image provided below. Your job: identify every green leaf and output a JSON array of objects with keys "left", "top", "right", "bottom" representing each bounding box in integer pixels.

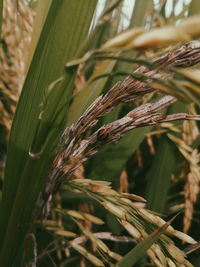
[
  {"left": 0, "top": 1, "right": 97, "bottom": 266},
  {"left": 145, "top": 102, "right": 186, "bottom": 212},
  {"left": 146, "top": 135, "right": 177, "bottom": 212},
  {"left": 24, "top": 0, "right": 52, "bottom": 74}
]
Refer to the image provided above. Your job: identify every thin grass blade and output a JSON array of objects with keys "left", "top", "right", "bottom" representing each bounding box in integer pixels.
[{"left": 117, "top": 215, "right": 178, "bottom": 267}]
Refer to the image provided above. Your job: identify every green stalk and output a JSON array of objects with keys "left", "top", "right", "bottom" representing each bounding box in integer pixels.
[
  {"left": 189, "top": 0, "right": 200, "bottom": 15},
  {"left": 130, "top": 0, "right": 152, "bottom": 27}
]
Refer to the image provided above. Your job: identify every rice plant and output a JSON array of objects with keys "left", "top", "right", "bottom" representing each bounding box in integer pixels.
[{"left": 0, "top": 0, "right": 200, "bottom": 266}]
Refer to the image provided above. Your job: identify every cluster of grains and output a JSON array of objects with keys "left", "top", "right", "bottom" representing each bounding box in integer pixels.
[
  {"left": 62, "top": 178, "right": 196, "bottom": 266},
  {"left": 0, "top": 0, "right": 34, "bottom": 133},
  {"left": 167, "top": 105, "right": 200, "bottom": 233}
]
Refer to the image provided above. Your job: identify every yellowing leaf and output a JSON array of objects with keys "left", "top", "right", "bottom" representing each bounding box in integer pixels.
[
  {"left": 149, "top": 82, "right": 188, "bottom": 102},
  {"left": 177, "top": 69, "right": 200, "bottom": 84},
  {"left": 130, "top": 15, "right": 200, "bottom": 49},
  {"left": 129, "top": 27, "right": 190, "bottom": 49},
  {"left": 101, "top": 15, "right": 200, "bottom": 51},
  {"left": 101, "top": 28, "right": 146, "bottom": 50}
]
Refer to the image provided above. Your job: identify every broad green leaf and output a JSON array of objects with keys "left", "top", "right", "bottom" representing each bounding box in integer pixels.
[
  {"left": 146, "top": 135, "right": 177, "bottom": 212},
  {"left": 145, "top": 102, "right": 186, "bottom": 212},
  {"left": 24, "top": 0, "right": 52, "bottom": 74},
  {"left": 0, "top": 1, "right": 97, "bottom": 266}
]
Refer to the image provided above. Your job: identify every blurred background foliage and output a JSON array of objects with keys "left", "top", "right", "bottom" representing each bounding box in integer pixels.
[{"left": 0, "top": 0, "right": 200, "bottom": 266}]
